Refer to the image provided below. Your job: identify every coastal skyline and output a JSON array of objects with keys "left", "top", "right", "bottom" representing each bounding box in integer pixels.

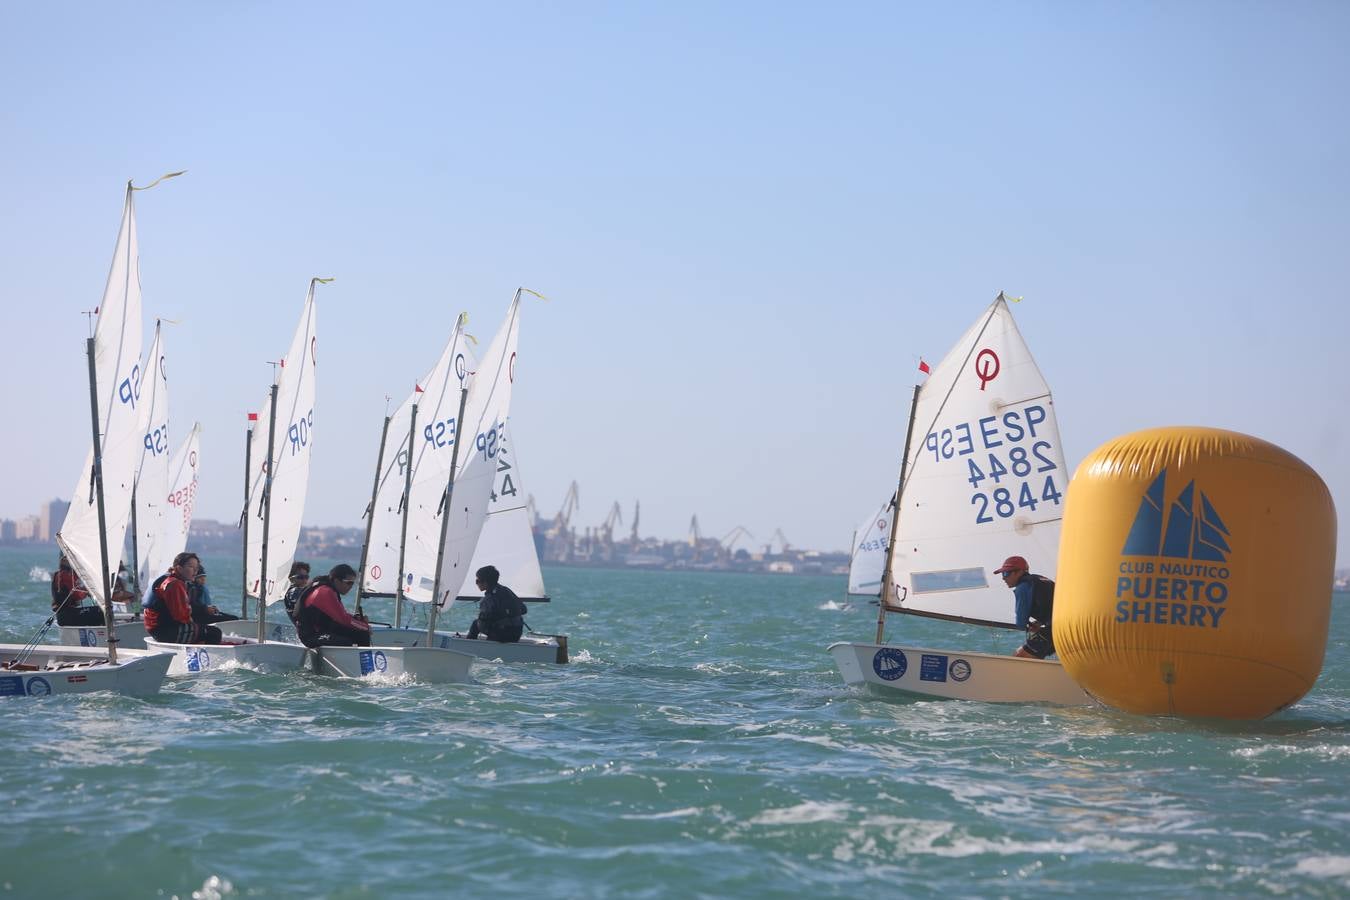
[{"left": 2, "top": 3, "right": 1346, "bottom": 566}]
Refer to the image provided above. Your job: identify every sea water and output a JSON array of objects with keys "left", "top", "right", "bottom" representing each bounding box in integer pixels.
[{"left": 1, "top": 546, "right": 1347, "bottom": 899}]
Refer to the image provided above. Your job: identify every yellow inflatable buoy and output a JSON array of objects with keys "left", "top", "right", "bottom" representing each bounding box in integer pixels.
[{"left": 1056, "top": 427, "right": 1336, "bottom": 719}]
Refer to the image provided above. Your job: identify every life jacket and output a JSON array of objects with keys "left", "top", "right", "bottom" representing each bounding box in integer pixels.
[
  {"left": 51, "top": 569, "right": 85, "bottom": 610},
  {"left": 293, "top": 578, "right": 332, "bottom": 648},
  {"left": 143, "top": 573, "right": 181, "bottom": 632},
  {"left": 1027, "top": 574, "right": 1055, "bottom": 628}
]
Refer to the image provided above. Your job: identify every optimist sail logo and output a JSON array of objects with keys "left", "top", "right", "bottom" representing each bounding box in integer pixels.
[{"left": 1116, "top": 470, "right": 1231, "bottom": 629}]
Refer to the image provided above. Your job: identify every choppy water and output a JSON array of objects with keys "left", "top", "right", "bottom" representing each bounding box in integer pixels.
[{"left": 2, "top": 546, "right": 1347, "bottom": 899}]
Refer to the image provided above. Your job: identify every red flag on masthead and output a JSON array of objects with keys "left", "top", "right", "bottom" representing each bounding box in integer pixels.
[
  {"left": 247, "top": 413, "right": 258, "bottom": 422},
  {"left": 918, "top": 359, "right": 931, "bottom": 375},
  {"left": 415, "top": 384, "right": 424, "bottom": 393}
]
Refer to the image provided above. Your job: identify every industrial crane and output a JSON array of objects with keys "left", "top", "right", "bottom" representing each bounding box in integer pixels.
[
  {"left": 547, "top": 481, "right": 580, "bottom": 538},
  {"left": 720, "top": 525, "right": 755, "bottom": 555},
  {"left": 766, "top": 528, "right": 791, "bottom": 555},
  {"left": 600, "top": 501, "right": 624, "bottom": 545}
]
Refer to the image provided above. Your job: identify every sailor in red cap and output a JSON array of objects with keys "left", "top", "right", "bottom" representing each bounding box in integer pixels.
[{"left": 994, "top": 555, "right": 1056, "bottom": 658}]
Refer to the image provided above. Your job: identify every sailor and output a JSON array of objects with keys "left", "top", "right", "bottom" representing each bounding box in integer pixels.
[
  {"left": 188, "top": 565, "right": 240, "bottom": 624},
  {"left": 994, "top": 555, "right": 1056, "bottom": 659},
  {"left": 143, "top": 552, "right": 223, "bottom": 645},
  {"left": 50, "top": 554, "right": 105, "bottom": 626},
  {"left": 281, "top": 561, "right": 312, "bottom": 625},
  {"left": 466, "top": 565, "right": 526, "bottom": 643},
  {"left": 293, "top": 564, "right": 371, "bottom": 648}
]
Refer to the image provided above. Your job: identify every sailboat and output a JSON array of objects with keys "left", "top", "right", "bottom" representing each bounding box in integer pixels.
[
  {"left": 3, "top": 179, "right": 176, "bottom": 697},
  {"left": 353, "top": 292, "right": 564, "bottom": 666},
  {"left": 58, "top": 320, "right": 170, "bottom": 650},
  {"left": 846, "top": 498, "right": 893, "bottom": 599},
  {"left": 450, "top": 420, "right": 568, "bottom": 662},
  {"left": 312, "top": 309, "right": 483, "bottom": 684},
  {"left": 828, "top": 293, "right": 1091, "bottom": 705},
  {"left": 142, "top": 280, "right": 329, "bottom": 674}
]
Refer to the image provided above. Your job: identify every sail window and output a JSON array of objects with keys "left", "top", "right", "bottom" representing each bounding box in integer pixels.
[{"left": 910, "top": 568, "right": 989, "bottom": 593}]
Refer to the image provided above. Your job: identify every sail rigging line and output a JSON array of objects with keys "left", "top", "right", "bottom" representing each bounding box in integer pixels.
[
  {"left": 875, "top": 383, "right": 921, "bottom": 644},
  {"left": 426, "top": 385, "right": 471, "bottom": 643},
  {"left": 354, "top": 413, "right": 393, "bottom": 620},
  {"left": 82, "top": 334, "right": 118, "bottom": 663},
  {"left": 393, "top": 400, "right": 419, "bottom": 628},
  {"left": 239, "top": 414, "right": 254, "bottom": 618},
  {"left": 254, "top": 383, "right": 280, "bottom": 640}
]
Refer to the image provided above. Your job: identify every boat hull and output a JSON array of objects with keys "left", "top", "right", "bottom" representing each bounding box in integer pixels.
[
  {"left": 62, "top": 618, "right": 293, "bottom": 650},
  {"left": 0, "top": 645, "right": 173, "bottom": 697},
  {"left": 311, "top": 645, "right": 475, "bottom": 683},
  {"left": 144, "top": 637, "right": 311, "bottom": 675},
  {"left": 57, "top": 622, "right": 148, "bottom": 650},
  {"left": 367, "top": 626, "right": 568, "bottom": 664},
  {"left": 216, "top": 618, "right": 297, "bottom": 644},
  {"left": 827, "top": 641, "right": 1093, "bottom": 706}
]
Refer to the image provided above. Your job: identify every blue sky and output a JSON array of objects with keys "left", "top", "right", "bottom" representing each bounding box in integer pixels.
[{"left": 2, "top": 2, "right": 1347, "bottom": 566}]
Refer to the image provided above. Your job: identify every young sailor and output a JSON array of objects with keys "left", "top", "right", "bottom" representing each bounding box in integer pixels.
[
  {"left": 994, "top": 555, "right": 1056, "bottom": 659},
  {"left": 466, "top": 565, "right": 526, "bottom": 643},
  {"left": 294, "top": 564, "right": 371, "bottom": 648},
  {"left": 143, "top": 552, "right": 223, "bottom": 645}
]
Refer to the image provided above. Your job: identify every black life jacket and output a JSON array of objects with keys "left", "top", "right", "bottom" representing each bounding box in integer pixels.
[
  {"left": 142, "top": 573, "right": 176, "bottom": 615},
  {"left": 1028, "top": 574, "right": 1055, "bottom": 627},
  {"left": 293, "top": 578, "right": 333, "bottom": 647}
]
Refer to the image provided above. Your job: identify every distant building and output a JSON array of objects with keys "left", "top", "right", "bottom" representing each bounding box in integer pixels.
[
  {"left": 39, "top": 498, "right": 70, "bottom": 542},
  {"left": 0, "top": 520, "right": 15, "bottom": 541},
  {"left": 14, "top": 516, "right": 40, "bottom": 541}
]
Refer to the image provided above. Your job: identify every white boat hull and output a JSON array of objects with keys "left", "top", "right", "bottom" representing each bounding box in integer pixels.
[
  {"left": 367, "top": 626, "right": 568, "bottom": 664},
  {"left": 0, "top": 644, "right": 173, "bottom": 697},
  {"left": 61, "top": 617, "right": 292, "bottom": 650},
  {"left": 144, "top": 637, "right": 311, "bottom": 675},
  {"left": 828, "top": 641, "right": 1093, "bottom": 706},
  {"left": 58, "top": 621, "right": 148, "bottom": 650},
  {"left": 216, "top": 618, "right": 297, "bottom": 644},
  {"left": 311, "top": 645, "right": 475, "bottom": 683}
]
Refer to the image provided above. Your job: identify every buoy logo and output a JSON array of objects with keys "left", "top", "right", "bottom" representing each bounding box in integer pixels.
[
  {"left": 1115, "top": 469, "right": 1231, "bottom": 630},
  {"left": 1122, "top": 470, "right": 1231, "bottom": 562}
]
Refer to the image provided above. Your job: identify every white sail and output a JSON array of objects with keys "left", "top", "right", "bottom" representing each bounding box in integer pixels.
[
  {"left": 360, "top": 390, "right": 417, "bottom": 597},
  {"left": 56, "top": 185, "right": 146, "bottom": 604},
  {"left": 457, "top": 421, "right": 547, "bottom": 600},
  {"left": 132, "top": 322, "right": 171, "bottom": 588},
  {"left": 847, "top": 498, "right": 892, "bottom": 596},
  {"left": 434, "top": 291, "right": 525, "bottom": 605},
  {"left": 155, "top": 422, "right": 202, "bottom": 578},
  {"left": 886, "top": 295, "right": 1068, "bottom": 627},
  {"left": 379, "top": 316, "right": 476, "bottom": 603},
  {"left": 244, "top": 280, "right": 321, "bottom": 605}
]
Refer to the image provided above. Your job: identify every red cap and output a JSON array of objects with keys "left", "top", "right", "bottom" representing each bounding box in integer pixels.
[{"left": 994, "top": 555, "right": 1028, "bottom": 575}]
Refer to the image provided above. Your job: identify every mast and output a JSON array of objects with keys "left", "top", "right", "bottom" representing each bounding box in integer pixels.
[
  {"left": 255, "top": 384, "right": 280, "bottom": 642},
  {"left": 128, "top": 485, "right": 140, "bottom": 598},
  {"left": 393, "top": 401, "right": 419, "bottom": 628},
  {"left": 427, "top": 385, "right": 470, "bottom": 643},
  {"left": 874, "top": 384, "right": 922, "bottom": 645},
  {"left": 83, "top": 336, "right": 119, "bottom": 664},
  {"left": 240, "top": 415, "right": 254, "bottom": 619},
  {"left": 355, "top": 413, "right": 392, "bottom": 621}
]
